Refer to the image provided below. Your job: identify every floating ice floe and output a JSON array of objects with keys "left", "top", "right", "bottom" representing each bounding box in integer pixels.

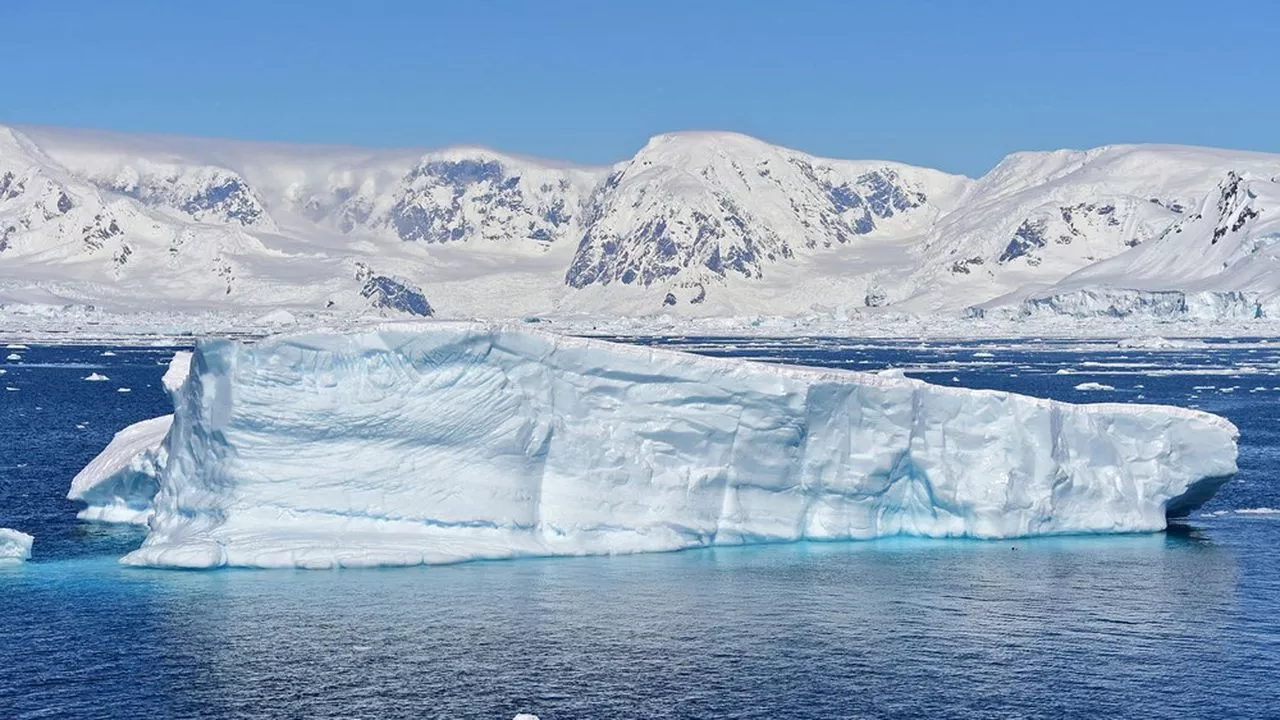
[
  {"left": 118, "top": 323, "right": 1239, "bottom": 570},
  {"left": 1073, "top": 382, "right": 1116, "bottom": 391},
  {"left": 255, "top": 309, "right": 298, "bottom": 325},
  {"left": 1116, "top": 337, "right": 1208, "bottom": 350},
  {"left": 83, "top": 373, "right": 109, "bottom": 382},
  {"left": 116, "top": 388, "right": 131, "bottom": 393},
  {"left": 5, "top": 353, "right": 20, "bottom": 361},
  {"left": 0, "top": 529, "right": 33, "bottom": 562}
]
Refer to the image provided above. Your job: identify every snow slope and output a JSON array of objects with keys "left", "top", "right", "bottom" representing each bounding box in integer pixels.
[
  {"left": 998, "top": 170, "right": 1280, "bottom": 319},
  {"left": 123, "top": 323, "right": 1238, "bottom": 569},
  {"left": 911, "top": 146, "right": 1280, "bottom": 317},
  {"left": 3, "top": 125, "right": 1279, "bottom": 325}
]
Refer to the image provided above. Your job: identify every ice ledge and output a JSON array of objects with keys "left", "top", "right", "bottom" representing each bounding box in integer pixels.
[
  {"left": 66, "top": 351, "right": 191, "bottom": 524},
  {"left": 123, "top": 322, "right": 1239, "bottom": 569}
]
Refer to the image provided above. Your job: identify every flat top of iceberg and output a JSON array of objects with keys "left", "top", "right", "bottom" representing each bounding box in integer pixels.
[{"left": 276, "top": 321, "right": 1238, "bottom": 431}]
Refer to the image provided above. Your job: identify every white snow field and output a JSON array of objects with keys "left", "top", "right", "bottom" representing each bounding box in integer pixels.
[
  {"left": 121, "top": 323, "right": 1239, "bottom": 569},
  {"left": 67, "top": 351, "right": 191, "bottom": 523},
  {"left": 2, "top": 124, "right": 1280, "bottom": 339},
  {"left": 0, "top": 528, "right": 34, "bottom": 562}
]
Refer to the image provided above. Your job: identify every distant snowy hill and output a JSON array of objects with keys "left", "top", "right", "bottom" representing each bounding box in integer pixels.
[{"left": 2, "top": 124, "right": 1278, "bottom": 325}]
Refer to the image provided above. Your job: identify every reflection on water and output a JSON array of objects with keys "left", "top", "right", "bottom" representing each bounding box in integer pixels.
[{"left": 5, "top": 533, "right": 1262, "bottom": 719}]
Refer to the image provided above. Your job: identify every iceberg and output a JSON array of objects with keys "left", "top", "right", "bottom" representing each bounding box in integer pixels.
[
  {"left": 122, "top": 323, "right": 1239, "bottom": 569},
  {"left": 68, "top": 414, "right": 172, "bottom": 524},
  {"left": 160, "top": 351, "right": 193, "bottom": 392},
  {"left": 0, "top": 528, "right": 33, "bottom": 562},
  {"left": 67, "top": 351, "right": 191, "bottom": 524}
]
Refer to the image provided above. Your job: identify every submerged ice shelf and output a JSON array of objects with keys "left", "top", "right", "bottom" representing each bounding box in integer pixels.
[{"left": 110, "top": 323, "right": 1238, "bottom": 569}]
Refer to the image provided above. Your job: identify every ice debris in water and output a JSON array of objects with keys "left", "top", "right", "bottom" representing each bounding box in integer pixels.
[
  {"left": 1074, "top": 382, "right": 1116, "bottom": 391},
  {"left": 84, "top": 372, "right": 109, "bottom": 382},
  {"left": 116, "top": 323, "right": 1239, "bottom": 570}
]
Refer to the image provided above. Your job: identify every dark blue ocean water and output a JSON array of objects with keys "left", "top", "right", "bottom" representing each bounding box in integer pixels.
[{"left": 2, "top": 339, "right": 1278, "bottom": 719}]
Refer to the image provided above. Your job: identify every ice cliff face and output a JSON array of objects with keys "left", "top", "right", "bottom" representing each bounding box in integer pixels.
[{"left": 122, "top": 324, "right": 1238, "bottom": 570}]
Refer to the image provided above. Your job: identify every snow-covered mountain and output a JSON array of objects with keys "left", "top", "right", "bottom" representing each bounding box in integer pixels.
[{"left": 2, "top": 124, "right": 1278, "bottom": 324}]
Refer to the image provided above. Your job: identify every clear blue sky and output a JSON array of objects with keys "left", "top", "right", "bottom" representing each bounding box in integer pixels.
[{"left": 3, "top": 0, "right": 1277, "bottom": 176}]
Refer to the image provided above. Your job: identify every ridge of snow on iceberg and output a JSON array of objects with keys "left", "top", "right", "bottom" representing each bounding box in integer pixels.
[
  {"left": 67, "top": 351, "right": 192, "bottom": 524},
  {"left": 68, "top": 415, "right": 172, "bottom": 524},
  {"left": 123, "top": 323, "right": 1239, "bottom": 569}
]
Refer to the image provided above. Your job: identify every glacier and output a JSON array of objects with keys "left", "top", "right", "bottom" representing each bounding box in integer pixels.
[
  {"left": 5, "top": 123, "right": 1280, "bottom": 331},
  {"left": 0, "top": 528, "right": 33, "bottom": 562},
  {"left": 67, "top": 352, "right": 190, "bottom": 523},
  {"left": 120, "top": 323, "right": 1239, "bottom": 570}
]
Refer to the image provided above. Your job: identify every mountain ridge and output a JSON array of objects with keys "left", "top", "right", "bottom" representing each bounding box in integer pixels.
[{"left": 2, "top": 124, "right": 1278, "bottom": 323}]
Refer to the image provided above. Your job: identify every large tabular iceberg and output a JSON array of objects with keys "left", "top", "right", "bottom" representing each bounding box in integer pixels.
[{"left": 122, "top": 323, "right": 1238, "bottom": 569}]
